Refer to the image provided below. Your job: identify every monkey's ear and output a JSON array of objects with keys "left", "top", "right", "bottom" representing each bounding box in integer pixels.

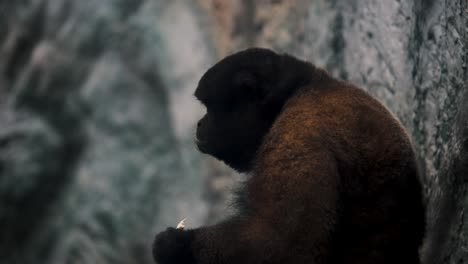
[{"left": 263, "top": 54, "right": 313, "bottom": 110}]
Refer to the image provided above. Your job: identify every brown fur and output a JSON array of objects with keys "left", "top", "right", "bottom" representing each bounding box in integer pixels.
[
  {"left": 153, "top": 48, "right": 424, "bottom": 264},
  {"left": 192, "top": 80, "right": 422, "bottom": 264}
]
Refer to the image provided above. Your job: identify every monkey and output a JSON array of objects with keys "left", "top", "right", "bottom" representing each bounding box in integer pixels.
[{"left": 152, "top": 48, "right": 425, "bottom": 264}]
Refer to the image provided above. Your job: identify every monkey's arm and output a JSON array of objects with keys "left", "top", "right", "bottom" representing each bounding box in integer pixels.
[
  {"left": 153, "top": 215, "right": 265, "bottom": 264},
  {"left": 192, "top": 143, "right": 339, "bottom": 263},
  {"left": 153, "top": 142, "right": 339, "bottom": 264}
]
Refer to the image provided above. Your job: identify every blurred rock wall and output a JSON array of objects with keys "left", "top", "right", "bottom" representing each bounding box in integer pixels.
[
  {"left": 0, "top": 0, "right": 467, "bottom": 263},
  {"left": 0, "top": 1, "right": 215, "bottom": 263}
]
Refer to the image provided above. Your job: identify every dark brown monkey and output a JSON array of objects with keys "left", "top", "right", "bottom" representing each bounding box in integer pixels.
[{"left": 153, "top": 48, "right": 425, "bottom": 264}]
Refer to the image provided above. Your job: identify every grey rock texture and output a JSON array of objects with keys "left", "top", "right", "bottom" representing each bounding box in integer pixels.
[
  {"left": 0, "top": 0, "right": 466, "bottom": 263},
  {"left": 0, "top": 1, "right": 214, "bottom": 263}
]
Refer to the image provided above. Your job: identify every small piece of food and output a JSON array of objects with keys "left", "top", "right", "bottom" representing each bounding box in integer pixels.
[{"left": 176, "top": 218, "right": 187, "bottom": 230}]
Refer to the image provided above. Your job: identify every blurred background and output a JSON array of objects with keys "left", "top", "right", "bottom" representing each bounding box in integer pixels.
[{"left": 0, "top": 0, "right": 466, "bottom": 263}]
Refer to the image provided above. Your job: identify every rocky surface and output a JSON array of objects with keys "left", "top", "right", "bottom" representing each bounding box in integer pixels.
[
  {"left": 0, "top": 1, "right": 214, "bottom": 263},
  {"left": 0, "top": 0, "right": 466, "bottom": 263}
]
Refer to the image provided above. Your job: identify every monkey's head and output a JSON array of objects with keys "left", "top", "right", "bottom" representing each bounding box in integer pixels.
[{"left": 194, "top": 48, "right": 315, "bottom": 172}]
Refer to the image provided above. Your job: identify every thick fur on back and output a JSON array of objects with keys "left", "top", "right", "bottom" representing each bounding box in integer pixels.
[{"left": 247, "top": 76, "right": 424, "bottom": 263}]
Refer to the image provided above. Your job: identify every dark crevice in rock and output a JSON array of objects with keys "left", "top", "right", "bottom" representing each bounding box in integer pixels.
[
  {"left": 0, "top": 117, "right": 87, "bottom": 261},
  {"left": 118, "top": 0, "right": 145, "bottom": 20},
  {"left": 326, "top": 12, "right": 348, "bottom": 81},
  {"left": 233, "top": 0, "right": 258, "bottom": 46},
  {"left": 412, "top": 0, "right": 468, "bottom": 262},
  {"left": 0, "top": 5, "right": 8, "bottom": 45},
  {"left": 4, "top": 3, "right": 45, "bottom": 83}
]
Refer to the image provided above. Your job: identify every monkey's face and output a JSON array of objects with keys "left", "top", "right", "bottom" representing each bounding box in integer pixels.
[
  {"left": 195, "top": 101, "right": 270, "bottom": 172},
  {"left": 194, "top": 49, "right": 282, "bottom": 172}
]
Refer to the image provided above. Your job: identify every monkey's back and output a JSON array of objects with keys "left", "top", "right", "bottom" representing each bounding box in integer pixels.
[{"left": 261, "top": 80, "right": 425, "bottom": 264}]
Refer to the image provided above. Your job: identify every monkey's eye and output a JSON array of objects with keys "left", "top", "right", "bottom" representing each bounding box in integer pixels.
[
  {"left": 233, "top": 73, "right": 263, "bottom": 102},
  {"left": 234, "top": 72, "right": 257, "bottom": 91}
]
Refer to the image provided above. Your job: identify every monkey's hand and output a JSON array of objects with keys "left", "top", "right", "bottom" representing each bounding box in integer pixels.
[{"left": 152, "top": 227, "right": 196, "bottom": 264}]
